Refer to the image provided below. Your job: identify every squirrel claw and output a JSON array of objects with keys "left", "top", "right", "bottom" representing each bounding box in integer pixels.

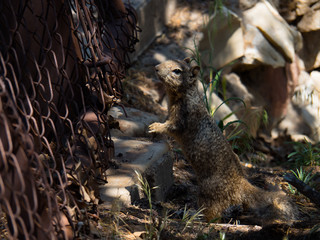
[{"left": 148, "top": 122, "right": 162, "bottom": 133}]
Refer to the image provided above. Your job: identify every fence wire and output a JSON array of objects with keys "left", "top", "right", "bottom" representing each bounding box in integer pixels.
[{"left": 0, "top": 0, "right": 139, "bottom": 238}]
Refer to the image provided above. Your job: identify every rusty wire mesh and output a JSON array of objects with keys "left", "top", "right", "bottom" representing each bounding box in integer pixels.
[{"left": 0, "top": 0, "right": 139, "bottom": 238}]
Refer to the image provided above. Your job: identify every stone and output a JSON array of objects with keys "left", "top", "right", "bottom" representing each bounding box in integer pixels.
[
  {"left": 220, "top": 73, "right": 266, "bottom": 138},
  {"left": 108, "top": 106, "right": 160, "bottom": 137},
  {"left": 127, "top": 0, "right": 177, "bottom": 61},
  {"left": 197, "top": 81, "right": 238, "bottom": 124},
  {"left": 298, "top": 9, "right": 320, "bottom": 32},
  {"left": 140, "top": 42, "right": 186, "bottom": 67},
  {"left": 296, "top": 0, "right": 319, "bottom": 16},
  {"left": 311, "top": 71, "right": 320, "bottom": 92},
  {"left": 223, "top": 73, "right": 254, "bottom": 109},
  {"left": 238, "top": 56, "right": 299, "bottom": 128},
  {"left": 224, "top": 0, "right": 259, "bottom": 12},
  {"left": 301, "top": 106, "right": 320, "bottom": 141},
  {"left": 199, "top": 7, "right": 245, "bottom": 70},
  {"left": 144, "top": 153, "right": 174, "bottom": 201},
  {"left": 211, "top": 91, "right": 239, "bottom": 124},
  {"left": 243, "top": 0, "right": 302, "bottom": 63},
  {"left": 200, "top": 0, "right": 302, "bottom": 70},
  {"left": 292, "top": 70, "right": 320, "bottom": 140},
  {"left": 242, "top": 23, "right": 286, "bottom": 67},
  {"left": 275, "top": 0, "right": 298, "bottom": 22},
  {"left": 298, "top": 30, "right": 320, "bottom": 71},
  {"left": 100, "top": 137, "right": 173, "bottom": 206},
  {"left": 277, "top": 102, "right": 312, "bottom": 138}
]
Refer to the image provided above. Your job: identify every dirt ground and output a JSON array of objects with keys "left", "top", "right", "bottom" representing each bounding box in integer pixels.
[
  {"left": 96, "top": 135, "right": 320, "bottom": 239},
  {"left": 96, "top": 0, "right": 320, "bottom": 239}
]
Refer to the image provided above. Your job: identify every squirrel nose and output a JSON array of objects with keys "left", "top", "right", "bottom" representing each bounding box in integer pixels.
[{"left": 155, "top": 65, "right": 160, "bottom": 72}]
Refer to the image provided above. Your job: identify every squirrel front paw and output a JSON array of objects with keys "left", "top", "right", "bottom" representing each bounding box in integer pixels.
[{"left": 148, "top": 122, "right": 165, "bottom": 133}]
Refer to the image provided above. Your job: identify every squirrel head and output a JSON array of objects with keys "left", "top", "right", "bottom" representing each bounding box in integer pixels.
[{"left": 155, "top": 58, "right": 200, "bottom": 94}]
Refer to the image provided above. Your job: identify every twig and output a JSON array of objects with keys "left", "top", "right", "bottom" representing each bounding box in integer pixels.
[
  {"left": 284, "top": 173, "right": 320, "bottom": 208},
  {"left": 213, "top": 223, "right": 262, "bottom": 232}
]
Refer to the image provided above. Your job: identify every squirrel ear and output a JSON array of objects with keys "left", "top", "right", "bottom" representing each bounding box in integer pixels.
[
  {"left": 183, "top": 57, "right": 191, "bottom": 64},
  {"left": 191, "top": 66, "right": 200, "bottom": 77}
]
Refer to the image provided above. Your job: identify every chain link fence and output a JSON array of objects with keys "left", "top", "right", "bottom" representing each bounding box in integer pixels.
[{"left": 0, "top": 0, "right": 139, "bottom": 238}]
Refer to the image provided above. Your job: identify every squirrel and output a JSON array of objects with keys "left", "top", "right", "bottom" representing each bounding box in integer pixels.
[{"left": 149, "top": 58, "right": 296, "bottom": 225}]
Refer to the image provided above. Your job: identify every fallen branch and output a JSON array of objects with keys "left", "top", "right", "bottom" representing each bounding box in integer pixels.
[
  {"left": 213, "top": 223, "right": 262, "bottom": 232},
  {"left": 284, "top": 173, "right": 320, "bottom": 208}
]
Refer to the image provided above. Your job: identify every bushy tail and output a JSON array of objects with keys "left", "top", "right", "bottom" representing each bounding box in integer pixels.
[{"left": 242, "top": 180, "right": 297, "bottom": 225}]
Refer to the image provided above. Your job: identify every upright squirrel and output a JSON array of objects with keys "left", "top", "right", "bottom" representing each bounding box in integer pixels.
[{"left": 149, "top": 58, "right": 296, "bottom": 225}]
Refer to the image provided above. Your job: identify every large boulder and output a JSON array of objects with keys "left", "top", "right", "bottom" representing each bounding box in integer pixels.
[
  {"left": 239, "top": 60, "right": 299, "bottom": 126},
  {"left": 292, "top": 70, "right": 320, "bottom": 140},
  {"left": 242, "top": 23, "right": 286, "bottom": 67},
  {"left": 297, "top": 2, "right": 320, "bottom": 32},
  {"left": 199, "top": 0, "right": 302, "bottom": 70},
  {"left": 298, "top": 30, "right": 320, "bottom": 71},
  {"left": 242, "top": 0, "right": 302, "bottom": 63},
  {"left": 199, "top": 7, "right": 244, "bottom": 70},
  {"left": 108, "top": 106, "right": 161, "bottom": 137},
  {"left": 297, "top": 2, "right": 320, "bottom": 71}
]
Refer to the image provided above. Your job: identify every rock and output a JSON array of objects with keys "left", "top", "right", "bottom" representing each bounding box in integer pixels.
[
  {"left": 298, "top": 30, "right": 320, "bottom": 71},
  {"left": 242, "top": 0, "right": 302, "bottom": 63},
  {"left": 140, "top": 42, "right": 186, "bottom": 66},
  {"left": 223, "top": 73, "right": 254, "bottom": 109},
  {"left": 311, "top": 71, "right": 320, "bottom": 91},
  {"left": 238, "top": 56, "right": 299, "bottom": 128},
  {"left": 298, "top": 9, "right": 320, "bottom": 32},
  {"left": 290, "top": 134, "right": 314, "bottom": 143},
  {"left": 276, "top": 102, "right": 312, "bottom": 138},
  {"left": 199, "top": 7, "right": 245, "bottom": 70},
  {"left": 129, "top": 0, "right": 177, "bottom": 61},
  {"left": 301, "top": 106, "right": 320, "bottom": 141},
  {"left": 211, "top": 92, "right": 239, "bottom": 124},
  {"left": 242, "top": 23, "right": 286, "bottom": 67},
  {"left": 200, "top": 0, "right": 301, "bottom": 70},
  {"left": 197, "top": 81, "right": 238, "bottom": 124},
  {"left": 275, "top": 0, "right": 298, "bottom": 22},
  {"left": 293, "top": 70, "right": 313, "bottom": 106},
  {"left": 100, "top": 137, "right": 173, "bottom": 206},
  {"left": 223, "top": 73, "right": 262, "bottom": 137},
  {"left": 224, "top": 0, "right": 259, "bottom": 12},
  {"left": 144, "top": 152, "right": 174, "bottom": 201},
  {"left": 108, "top": 106, "right": 160, "bottom": 137},
  {"left": 292, "top": 70, "right": 320, "bottom": 140},
  {"left": 296, "top": 0, "right": 319, "bottom": 16},
  {"left": 221, "top": 73, "right": 270, "bottom": 137}
]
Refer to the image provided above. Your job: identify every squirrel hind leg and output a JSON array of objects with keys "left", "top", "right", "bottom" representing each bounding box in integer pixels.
[{"left": 200, "top": 197, "right": 243, "bottom": 222}]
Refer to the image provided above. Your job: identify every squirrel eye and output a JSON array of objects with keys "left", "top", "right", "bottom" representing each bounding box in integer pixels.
[{"left": 173, "top": 69, "right": 182, "bottom": 74}]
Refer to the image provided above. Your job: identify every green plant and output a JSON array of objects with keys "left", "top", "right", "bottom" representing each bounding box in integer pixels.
[
  {"left": 185, "top": 0, "right": 258, "bottom": 156},
  {"left": 288, "top": 140, "right": 320, "bottom": 166},
  {"left": 135, "top": 170, "right": 159, "bottom": 240},
  {"left": 309, "top": 223, "right": 320, "bottom": 237},
  {"left": 181, "top": 205, "right": 205, "bottom": 232},
  {"left": 219, "top": 231, "right": 226, "bottom": 240},
  {"left": 287, "top": 167, "right": 316, "bottom": 196},
  {"left": 249, "top": 151, "right": 267, "bottom": 165},
  {"left": 97, "top": 198, "right": 130, "bottom": 239},
  {"left": 195, "top": 213, "right": 220, "bottom": 240},
  {"left": 187, "top": 38, "right": 217, "bottom": 115},
  {"left": 187, "top": 37, "right": 252, "bottom": 154},
  {"left": 186, "top": 0, "right": 226, "bottom": 115},
  {"left": 291, "top": 167, "right": 316, "bottom": 185},
  {"left": 287, "top": 183, "right": 297, "bottom": 195}
]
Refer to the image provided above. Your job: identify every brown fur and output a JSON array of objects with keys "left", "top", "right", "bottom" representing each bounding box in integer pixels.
[{"left": 149, "top": 58, "right": 296, "bottom": 225}]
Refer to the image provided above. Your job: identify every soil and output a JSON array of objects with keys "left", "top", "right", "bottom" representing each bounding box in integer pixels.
[{"left": 96, "top": 0, "right": 320, "bottom": 239}]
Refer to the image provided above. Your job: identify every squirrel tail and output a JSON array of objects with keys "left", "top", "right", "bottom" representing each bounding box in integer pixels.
[{"left": 241, "top": 180, "right": 297, "bottom": 225}]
